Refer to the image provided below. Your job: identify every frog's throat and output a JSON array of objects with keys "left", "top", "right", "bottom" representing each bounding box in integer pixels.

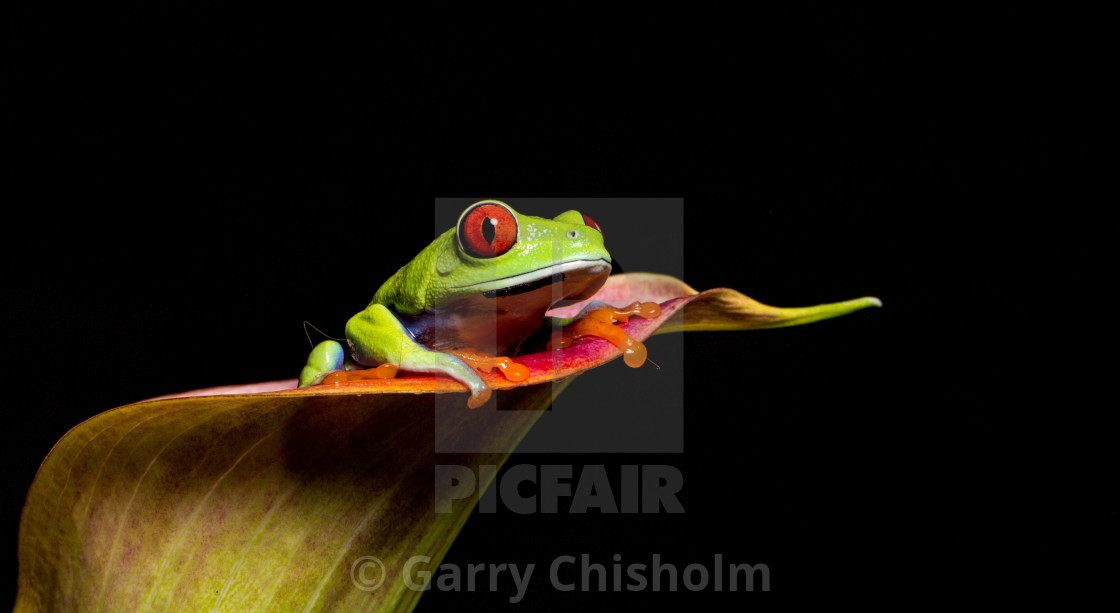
[{"left": 449, "top": 258, "right": 611, "bottom": 294}]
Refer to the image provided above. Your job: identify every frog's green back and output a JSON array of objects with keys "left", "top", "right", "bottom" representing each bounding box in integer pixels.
[{"left": 371, "top": 228, "right": 456, "bottom": 316}]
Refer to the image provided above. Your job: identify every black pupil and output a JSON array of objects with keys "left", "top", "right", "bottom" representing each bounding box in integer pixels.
[{"left": 481, "top": 217, "right": 495, "bottom": 244}]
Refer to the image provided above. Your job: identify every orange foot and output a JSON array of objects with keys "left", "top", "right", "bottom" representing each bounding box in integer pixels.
[
  {"left": 548, "top": 301, "right": 662, "bottom": 367},
  {"left": 443, "top": 348, "right": 530, "bottom": 382},
  {"left": 320, "top": 363, "right": 399, "bottom": 385}
]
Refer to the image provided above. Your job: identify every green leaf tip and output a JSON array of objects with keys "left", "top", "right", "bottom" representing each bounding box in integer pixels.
[
  {"left": 653, "top": 288, "right": 882, "bottom": 335},
  {"left": 752, "top": 295, "right": 882, "bottom": 330}
]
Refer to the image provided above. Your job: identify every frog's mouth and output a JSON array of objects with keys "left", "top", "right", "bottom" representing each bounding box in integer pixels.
[
  {"left": 454, "top": 259, "right": 611, "bottom": 298},
  {"left": 482, "top": 274, "right": 562, "bottom": 299}
]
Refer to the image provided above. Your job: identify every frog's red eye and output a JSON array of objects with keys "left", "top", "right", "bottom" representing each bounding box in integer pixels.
[
  {"left": 582, "top": 214, "right": 602, "bottom": 234},
  {"left": 458, "top": 202, "right": 518, "bottom": 258}
]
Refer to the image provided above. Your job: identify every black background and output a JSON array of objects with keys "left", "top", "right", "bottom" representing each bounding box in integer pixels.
[{"left": 4, "top": 6, "right": 1103, "bottom": 610}]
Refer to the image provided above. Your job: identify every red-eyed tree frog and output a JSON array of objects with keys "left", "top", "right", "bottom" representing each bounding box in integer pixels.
[{"left": 298, "top": 200, "right": 628, "bottom": 408}]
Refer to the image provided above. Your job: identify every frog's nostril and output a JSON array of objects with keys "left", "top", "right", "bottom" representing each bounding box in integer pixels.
[{"left": 567, "top": 230, "right": 577, "bottom": 239}]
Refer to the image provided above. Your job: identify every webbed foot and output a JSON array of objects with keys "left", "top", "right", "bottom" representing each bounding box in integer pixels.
[{"left": 547, "top": 301, "right": 661, "bottom": 367}]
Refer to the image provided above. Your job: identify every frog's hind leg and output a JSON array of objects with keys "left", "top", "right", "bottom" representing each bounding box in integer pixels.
[
  {"left": 346, "top": 303, "right": 494, "bottom": 408},
  {"left": 298, "top": 340, "right": 347, "bottom": 387}
]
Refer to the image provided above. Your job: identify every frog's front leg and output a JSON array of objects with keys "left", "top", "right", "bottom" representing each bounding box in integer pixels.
[{"left": 344, "top": 304, "right": 493, "bottom": 408}]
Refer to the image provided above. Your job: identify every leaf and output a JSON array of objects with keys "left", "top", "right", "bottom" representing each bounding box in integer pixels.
[{"left": 13, "top": 274, "right": 879, "bottom": 612}]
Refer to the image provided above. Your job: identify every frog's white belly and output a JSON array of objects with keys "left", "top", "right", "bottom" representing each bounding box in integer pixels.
[{"left": 402, "top": 259, "right": 611, "bottom": 355}]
